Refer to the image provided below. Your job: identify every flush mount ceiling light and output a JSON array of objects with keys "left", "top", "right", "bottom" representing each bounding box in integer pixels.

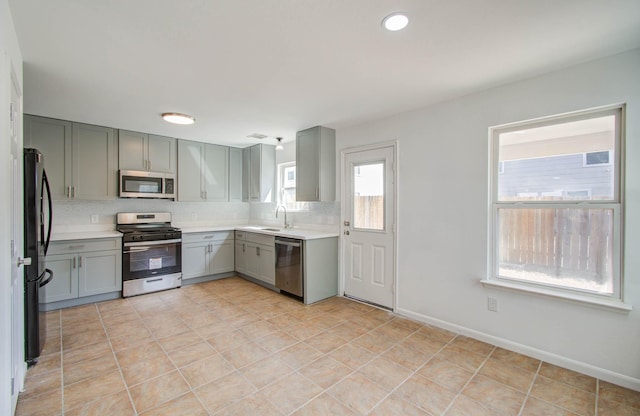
[
  {"left": 382, "top": 13, "right": 409, "bottom": 31},
  {"left": 247, "top": 133, "right": 268, "bottom": 140},
  {"left": 161, "top": 113, "right": 195, "bottom": 125},
  {"left": 275, "top": 137, "right": 284, "bottom": 151}
]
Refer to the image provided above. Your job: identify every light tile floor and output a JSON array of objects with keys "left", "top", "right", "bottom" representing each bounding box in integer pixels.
[{"left": 16, "top": 277, "right": 640, "bottom": 415}]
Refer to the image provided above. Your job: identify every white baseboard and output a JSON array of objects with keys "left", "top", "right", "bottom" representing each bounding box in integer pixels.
[{"left": 396, "top": 307, "right": 640, "bottom": 392}]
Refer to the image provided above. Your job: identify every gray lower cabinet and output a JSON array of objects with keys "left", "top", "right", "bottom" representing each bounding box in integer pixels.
[
  {"left": 24, "top": 115, "right": 117, "bottom": 200},
  {"left": 239, "top": 232, "right": 275, "bottom": 285},
  {"left": 303, "top": 237, "right": 339, "bottom": 304},
  {"left": 43, "top": 238, "right": 122, "bottom": 303},
  {"left": 182, "top": 231, "right": 235, "bottom": 280},
  {"left": 118, "top": 130, "right": 177, "bottom": 173},
  {"left": 178, "top": 140, "right": 229, "bottom": 202}
]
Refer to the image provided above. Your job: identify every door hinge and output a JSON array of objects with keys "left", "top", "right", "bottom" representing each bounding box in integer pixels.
[{"left": 11, "top": 377, "right": 14, "bottom": 395}]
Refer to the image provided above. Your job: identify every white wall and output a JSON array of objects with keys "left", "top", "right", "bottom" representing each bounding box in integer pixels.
[
  {"left": 1, "top": 0, "right": 22, "bottom": 413},
  {"left": 337, "top": 49, "right": 640, "bottom": 389}
]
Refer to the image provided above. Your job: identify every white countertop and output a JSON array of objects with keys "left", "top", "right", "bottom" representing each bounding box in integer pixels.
[
  {"left": 235, "top": 226, "right": 339, "bottom": 240},
  {"left": 52, "top": 224, "right": 338, "bottom": 241},
  {"left": 51, "top": 230, "right": 123, "bottom": 241}
]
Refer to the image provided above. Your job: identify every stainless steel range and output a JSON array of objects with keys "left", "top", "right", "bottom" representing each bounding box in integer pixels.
[{"left": 117, "top": 212, "right": 182, "bottom": 297}]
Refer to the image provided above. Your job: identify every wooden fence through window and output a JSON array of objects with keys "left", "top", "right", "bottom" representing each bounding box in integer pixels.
[
  {"left": 498, "top": 207, "right": 612, "bottom": 282},
  {"left": 354, "top": 195, "right": 384, "bottom": 230}
]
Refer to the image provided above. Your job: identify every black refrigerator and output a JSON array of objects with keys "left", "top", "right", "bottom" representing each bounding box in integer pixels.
[{"left": 24, "top": 148, "right": 53, "bottom": 364}]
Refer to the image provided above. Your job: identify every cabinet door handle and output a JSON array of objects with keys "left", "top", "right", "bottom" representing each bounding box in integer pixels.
[
  {"left": 72, "top": 186, "right": 76, "bottom": 198},
  {"left": 256, "top": 246, "right": 260, "bottom": 256},
  {"left": 66, "top": 186, "right": 71, "bottom": 198},
  {"left": 72, "top": 257, "right": 76, "bottom": 269},
  {"left": 242, "top": 243, "right": 245, "bottom": 253},
  {"left": 148, "top": 160, "right": 151, "bottom": 170},
  {"left": 78, "top": 256, "right": 82, "bottom": 267}
]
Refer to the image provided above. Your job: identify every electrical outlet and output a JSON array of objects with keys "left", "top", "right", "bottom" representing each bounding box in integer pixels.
[
  {"left": 487, "top": 297, "right": 498, "bottom": 312},
  {"left": 90, "top": 214, "right": 99, "bottom": 224}
]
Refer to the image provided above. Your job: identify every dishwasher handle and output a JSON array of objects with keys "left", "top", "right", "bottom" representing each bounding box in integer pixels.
[{"left": 275, "top": 239, "right": 301, "bottom": 248}]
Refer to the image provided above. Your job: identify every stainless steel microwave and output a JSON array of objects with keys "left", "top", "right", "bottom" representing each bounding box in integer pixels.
[{"left": 119, "top": 170, "right": 176, "bottom": 200}]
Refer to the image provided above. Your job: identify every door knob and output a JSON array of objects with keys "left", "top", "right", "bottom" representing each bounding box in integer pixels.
[
  {"left": 17, "top": 257, "right": 32, "bottom": 267},
  {"left": 344, "top": 220, "right": 350, "bottom": 226},
  {"left": 344, "top": 230, "right": 350, "bottom": 236}
]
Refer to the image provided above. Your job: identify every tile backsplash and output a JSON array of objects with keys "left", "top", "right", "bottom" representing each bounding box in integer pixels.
[
  {"left": 51, "top": 199, "right": 250, "bottom": 233},
  {"left": 52, "top": 199, "right": 339, "bottom": 233},
  {"left": 250, "top": 202, "right": 340, "bottom": 231}
]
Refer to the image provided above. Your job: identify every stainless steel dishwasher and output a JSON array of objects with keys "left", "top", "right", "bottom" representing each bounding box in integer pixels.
[{"left": 275, "top": 237, "right": 303, "bottom": 297}]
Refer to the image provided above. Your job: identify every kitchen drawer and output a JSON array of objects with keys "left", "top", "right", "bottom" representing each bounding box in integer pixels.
[
  {"left": 246, "top": 232, "right": 274, "bottom": 246},
  {"left": 235, "top": 231, "right": 246, "bottom": 241},
  {"left": 183, "top": 231, "right": 234, "bottom": 244},
  {"left": 48, "top": 238, "right": 120, "bottom": 255}
]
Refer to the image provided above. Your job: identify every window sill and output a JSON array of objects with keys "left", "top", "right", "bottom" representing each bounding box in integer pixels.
[{"left": 480, "top": 279, "right": 632, "bottom": 313}]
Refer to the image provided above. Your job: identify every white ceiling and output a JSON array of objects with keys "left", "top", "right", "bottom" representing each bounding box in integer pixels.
[{"left": 9, "top": 0, "right": 640, "bottom": 147}]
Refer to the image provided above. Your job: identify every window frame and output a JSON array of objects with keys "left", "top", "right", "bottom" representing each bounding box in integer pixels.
[
  {"left": 486, "top": 104, "right": 627, "bottom": 308},
  {"left": 277, "top": 161, "right": 307, "bottom": 212}
]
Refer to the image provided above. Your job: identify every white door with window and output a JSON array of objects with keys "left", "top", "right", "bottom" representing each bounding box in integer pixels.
[{"left": 342, "top": 143, "right": 396, "bottom": 309}]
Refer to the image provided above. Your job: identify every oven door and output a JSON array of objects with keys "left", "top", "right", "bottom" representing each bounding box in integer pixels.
[{"left": 123, "top": 239, "right": 182, "bottom": 281}]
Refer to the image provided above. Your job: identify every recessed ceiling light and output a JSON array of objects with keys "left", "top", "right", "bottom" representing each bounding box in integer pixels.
[
  {"left": 162, "top": 113, "right": 195, "bottom": 125},
  {"left": 382, "top": 13, "right": 409, "bottom": 31}
]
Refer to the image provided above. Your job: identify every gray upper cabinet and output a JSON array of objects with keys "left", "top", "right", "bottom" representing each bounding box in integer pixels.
[
  {"left": 245, "top": 144, "right": 275, "bottom": 203},
  {"left": 177, "top": 140, "right": 202, "bottom": 201},
  {"left": 24, "top": 115, "right": 72, "bottom": 200},
  {"left": 118, "top": 130, "right": 177, "bottom": 173},
  {"left": 73, "top": 123, "right": 117, "bottom": 200},
  {"left": 296, "top": 126, "right": 336, "bottom": 202},
  {"left": 178, "top": 140, "right": 229, "bottom": 202},
  {"left": 204, "top": 143, "right": 229, "bottom": 201},
  {"left": 229, "top": 147, "right": 243, "bottom": 202},
  {"left": 25, "top": 115, "right": 117, "bottom": 200},
  {"left": 242, "top": 147, "right": 250, "bottom": 202}
]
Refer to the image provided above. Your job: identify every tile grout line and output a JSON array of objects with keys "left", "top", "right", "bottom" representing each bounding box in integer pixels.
[
  {"left": 322, "top": 313, "right": 443, "bottom": 415},
  {"left": 594, "top": 378, "right": 599, "bottom": 416},
  {"left": 129, "top": 294, "right": 214, "bottom": 415},
  {"left": 438, "top": 342, "right": 497, "bottom": 416},
  {"left": 96, "top": 299, "right": 140, "bottom": 416},
  {"left": 217, "top": 303, "right": 396, "bottom": 415},
  {"left": 516, "top": 358, "right": 543, "bottom": 416},
  {"left": 280, "top": 307, "right": 391, "bottom": 415}
]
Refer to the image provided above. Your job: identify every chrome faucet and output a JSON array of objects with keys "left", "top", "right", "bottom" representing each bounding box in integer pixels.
[{"left": 276, "top": 205, "right": 290, "bottom": 229}]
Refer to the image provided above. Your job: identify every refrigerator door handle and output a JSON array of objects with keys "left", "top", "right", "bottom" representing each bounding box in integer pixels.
[
  {"left": 42, "top": 169, "right": 53, "bottom": 255},
  {"left": 39, "top": 268, "right": 53, "bottom": 287}
]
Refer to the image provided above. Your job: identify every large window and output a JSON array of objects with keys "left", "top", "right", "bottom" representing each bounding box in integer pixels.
[
  {"left": 277, "top": 162, "right": 307, "bottom": 211},
  {"left": 488, "top": 106, "right": 624, "bottom": 304}
]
